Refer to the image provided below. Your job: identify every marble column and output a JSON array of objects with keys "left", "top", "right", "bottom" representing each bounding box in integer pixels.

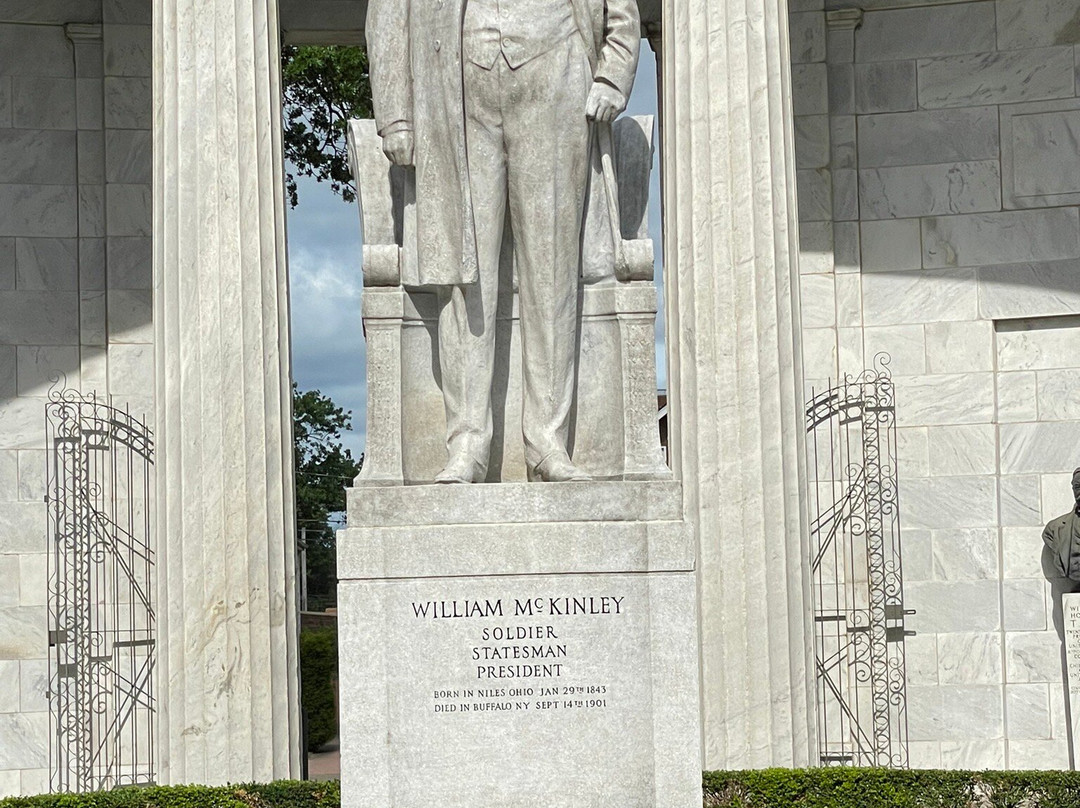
[
  {"left": 152, "top": 0, "right": 301, "bottom": 784},
  {"left": 661, "top": 0, "right": 817, "bottom": 768}
]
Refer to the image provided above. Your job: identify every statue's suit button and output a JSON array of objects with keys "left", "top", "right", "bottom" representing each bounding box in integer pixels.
[{"left": 434, "top": 39, "right": 441, "bottom": 51}]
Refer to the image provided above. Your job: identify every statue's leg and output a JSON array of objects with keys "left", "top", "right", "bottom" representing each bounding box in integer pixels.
[
  {"left": 504, "top": 38, "right": 591, "bottom": 477},
  {"left": 435, "top": 59, "right": 507, "bottom": 483}
]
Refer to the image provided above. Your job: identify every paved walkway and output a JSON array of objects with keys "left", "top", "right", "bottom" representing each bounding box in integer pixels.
[{"left": 307, "top": 737, "right": 341, "bottom": 781}]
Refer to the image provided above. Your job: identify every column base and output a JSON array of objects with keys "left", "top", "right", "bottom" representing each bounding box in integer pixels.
[{"left": 337, "top": 481, "right": 702, "bottom": 808}]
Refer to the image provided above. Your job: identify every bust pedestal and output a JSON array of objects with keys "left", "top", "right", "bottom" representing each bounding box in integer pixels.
[{"left": 337, "top": 481, "right": 701, "bottom": 807}]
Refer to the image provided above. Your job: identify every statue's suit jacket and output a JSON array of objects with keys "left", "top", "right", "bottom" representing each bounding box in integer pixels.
[
  {"left": 366, "top": 0, "right": 640, "bottom": 285},
  {"left": 1044, "top": 509, "right": 1080, "bottom": 581}
]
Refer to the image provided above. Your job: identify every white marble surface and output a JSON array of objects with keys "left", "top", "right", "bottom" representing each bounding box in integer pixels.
[
  {"left": 1002, "top": 579, "right": 1047, "bottom": 632},
  {"left": 0, "top": 560, "right": 15, "bottom": 610},
  {"left": 797, "top": 168, "right": 832, "bottom": 222},
  {"left": 896, "top": 428, "right": 930, "bottom": 479},
  {"left": 928, "top": 424, "right": 997, "bottom": 476},
  {"left": 338, "top": 483, "right": 700, "bottom": 808},
  {"left": 1002, "top": 99, "right": 1080, "bottom": 209},
  {"left": 979, "top": 261, "right": 1080, "bottom": 320},
  {"left": 1008, "top": 740, "right": 1069, "bottom": 770},
  {"left": 11, "top": 77, "right": 75, "bottom": 130},
  {"left": 862, "top": 325, "right": 924, "bottom": 374},
  {"left": 0, "top": 606, "right": 46, "bottom": 659},
  {"left": 1006, "top": 683, "right": 1052, "bottom": 740},
  {"left": 860, "top": 161, "right": 1000, "bottom": 221},
  {"left": 999, "top": 476, "right": 1043, "bottom": 529},
  {"left": 663, "top": 0, "right": 814, "bottom": 768},
  {"left": 827, "top": 63, "right": 853, "bottom": 114},
  {"left": 794, "top": 115, "right": 829, "bottom": 169},
  {"left": 0, "top": 713, "right": 47, "bottom": 770},
  {"left": 789, "top": 12, "right": 826, "bottom": 63},
  {"left": 0, "top": 502, "right": 45, "bottom": 552},
  {"left": 988, "top": 373, "right": 1034, "bottom": 436},
  {"left": 906, "top": 683, "right": 1003, "bottom": 741},
  {"left": 858, "top": 107, "right": 999, "bottom": 168},
  {"left": 799, "top": 274, "right": 835, "bottom": 328},
  {"left": 855, "top": 3, "right": 995, "bottom": 62},
  {"left": 860, "top": 218, "right": 921, "bottom": 271},
  {"left": 1037, "top": 369, "right": 1080, "bottom": 420},
  {"left": 341, "top": 569, "right": 700, "bottom": 808},
  {"left": 997, "top": 0, "right": 1080, "bottom": 48},
  {"left": 853, "top": 61, "right": 916, "bottom": 114},
  {"left": 1000, "top": 422, "right": 1080, "bottom": 473},
  {"left": 1007, "top": 631, "right": 1064, "bottom": 683},
  {"left": 904, "top": 632, "right": 938, "bottom": 683},
  {"left": 792, "top": 63, "right": 828, "bottom": 115},
  {"left": 940, "top": 741, "right": 1005, "bottom": 770},
  {"left": 931, "top": 527, "right": 998, "bottom": 579},
  {"left": 152, "top": 0, "right": 300, "bottom": 784},
  {"left": 103, "top": 76, "right": 149, "bottom": 128},
  {"left": 918, "top": 47, "right": 1075, "bottom": 109},
  {"left": 14, "top": 238, "right": 78, "bottom": 290},
  {"left": 864, "top": 270, "right": 979, "bottom": 325},
  {"left": 922, "top": 209, "right": 1080, "bottom": 269},
  {"left": 0, "top": 185, "right": 77, "bottom": 238},
  {"left": 925, "top": 321, "right": 993, "bottom": 374},
  {"left": 0, "top": 131, "right": 76, "bottom": 185},
  {"left": 936, "top": 632, "right": 1001, "bottom": 684},
  {"left": 830, "top": 117, "right": 856, "bottom": 170},
  {"left": 900, "top": 475, "right": 998, "bottom": 528},
  {"left": 997, "top": 317, "right": 1080, "bottom": 371}
]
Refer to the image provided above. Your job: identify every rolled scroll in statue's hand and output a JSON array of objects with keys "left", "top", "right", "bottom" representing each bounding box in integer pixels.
[{"left": 365, "top": 0, "right": 640, "bottom": 483}]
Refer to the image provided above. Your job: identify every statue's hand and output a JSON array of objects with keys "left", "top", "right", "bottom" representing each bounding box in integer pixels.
[
  {"left": 382, "top": 130, "right": 414, "bottom": 167},
  {"left": 585, "top": 82, "right": 626, "bottom": 123}
]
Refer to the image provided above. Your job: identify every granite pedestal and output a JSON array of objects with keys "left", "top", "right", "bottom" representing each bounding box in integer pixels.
[{"left": 337, "top": 481, "right": 701, "bottom": 807}]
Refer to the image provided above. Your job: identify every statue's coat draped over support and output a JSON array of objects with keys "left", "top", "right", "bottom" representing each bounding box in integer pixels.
[{"left": 366, "top": 0, "right": 640, "bottom": 286}]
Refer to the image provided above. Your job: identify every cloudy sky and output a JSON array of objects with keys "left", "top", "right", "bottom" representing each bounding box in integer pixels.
[{"left": 285, "top": 44, "right": 662, "bottom": 462}]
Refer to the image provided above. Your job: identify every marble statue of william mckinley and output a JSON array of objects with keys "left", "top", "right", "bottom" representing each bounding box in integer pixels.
[
  {"left": 1044, "top": 468, "right": 1080, "bottom": 581},
  {"left": 366, "top": 0, "right": 640, "bottom": 482}
]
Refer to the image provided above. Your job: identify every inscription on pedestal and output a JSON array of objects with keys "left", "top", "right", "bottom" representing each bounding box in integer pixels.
[
  {"left": 1064, "top": 593, "right": 1080, "bottom": 741},
  {"left": 414, "top": 595, "right": 626, "bottom": 716}
]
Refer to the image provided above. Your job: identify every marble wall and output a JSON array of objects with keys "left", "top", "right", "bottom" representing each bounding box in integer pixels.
[
  {"left": 794, "top": 0, "right": 1080, "bottom": 770},
  {"left": 0, "top": 0, "right": 152, "bottom": 796}
]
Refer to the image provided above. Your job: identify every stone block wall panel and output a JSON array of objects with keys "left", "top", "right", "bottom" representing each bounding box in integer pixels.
[
  {"left": 794, "top": 0, "right": 1080, "bottom": 769},
  {"left": 0, "top": 2, "right": 156, "bottom": 794}
]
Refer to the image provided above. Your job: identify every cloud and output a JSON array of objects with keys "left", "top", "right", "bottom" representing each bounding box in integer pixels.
[{"left": 286, "top": 172, "right": 368, "bottom": 458}]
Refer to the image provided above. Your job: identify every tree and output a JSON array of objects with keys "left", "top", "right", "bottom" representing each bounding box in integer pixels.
[
  {"left": 293, "top": 385, "right": 362, "bottom": 611},
  {"left": 282, "top": 45, "right": 373, "bottom": 208}
]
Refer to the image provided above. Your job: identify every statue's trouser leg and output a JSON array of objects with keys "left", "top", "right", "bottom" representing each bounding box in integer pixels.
[
  {"left": 436, "top": 58, "right": 510, "bottom": 475},
  {"left": 503, "top": 37, "right": 591, "bottom": 470}
]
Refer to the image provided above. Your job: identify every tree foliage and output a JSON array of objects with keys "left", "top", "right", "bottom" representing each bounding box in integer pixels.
[
  {"left": 293, "top": 385, "right": 362, "bottom": 611},
  {"left": 282, "top": 45, "right": 373, "bottom": 208}
]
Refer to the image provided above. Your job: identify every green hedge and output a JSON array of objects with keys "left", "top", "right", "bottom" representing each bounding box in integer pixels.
[
  {"left": 0, "top": 782, "right": 339, "bottom": 808},
  {"left": 7, "top": 770, "right": 1080, "bottom": 808},
  {"left": 299, "top": 628, "right": 338, "bottom": 753},
  {"left": 703, "top": 769, "right": 1080, "bottom": 807}
]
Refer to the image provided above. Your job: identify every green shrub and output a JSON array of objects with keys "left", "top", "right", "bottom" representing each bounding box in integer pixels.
[
  {"left": 1, "top": 781, "right": 340, "bottom": 808},
  {"left": 299, "top": 627, "right": 338, "bottom": 753},
  {"left": 703, "top": 768, "right": 1080, "bottom": 807},
  {"left": 8, "top": 769, "right": 1080, "bottom": 807}
]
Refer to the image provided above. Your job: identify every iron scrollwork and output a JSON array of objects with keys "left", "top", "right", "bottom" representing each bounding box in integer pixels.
[
  {"left": 806, "top": 354, "right": 913, "bottom": 768},
  {"left": 46, "top": 388, "right": 155, "bottom": 792}
]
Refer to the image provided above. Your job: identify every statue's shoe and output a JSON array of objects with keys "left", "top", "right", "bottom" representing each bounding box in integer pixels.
[
  {"left": 528, "top": 453, "right": 591, "bottom": 483},
  {"left": 434, "top": 453, "right": 486, "bottom": 484}
]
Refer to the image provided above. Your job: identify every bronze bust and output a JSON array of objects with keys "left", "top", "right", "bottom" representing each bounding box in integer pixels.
[{"left": 1043, "top": 468, "right": 1080, "bottom": 581}]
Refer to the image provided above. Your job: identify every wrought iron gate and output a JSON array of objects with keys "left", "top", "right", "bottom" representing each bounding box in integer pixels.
[
  {"left": 46, "top": 390, "right": 155, "bottom": 792},
  {"left": 805, "top": 355, "right": 912, "bottom": 768}
]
